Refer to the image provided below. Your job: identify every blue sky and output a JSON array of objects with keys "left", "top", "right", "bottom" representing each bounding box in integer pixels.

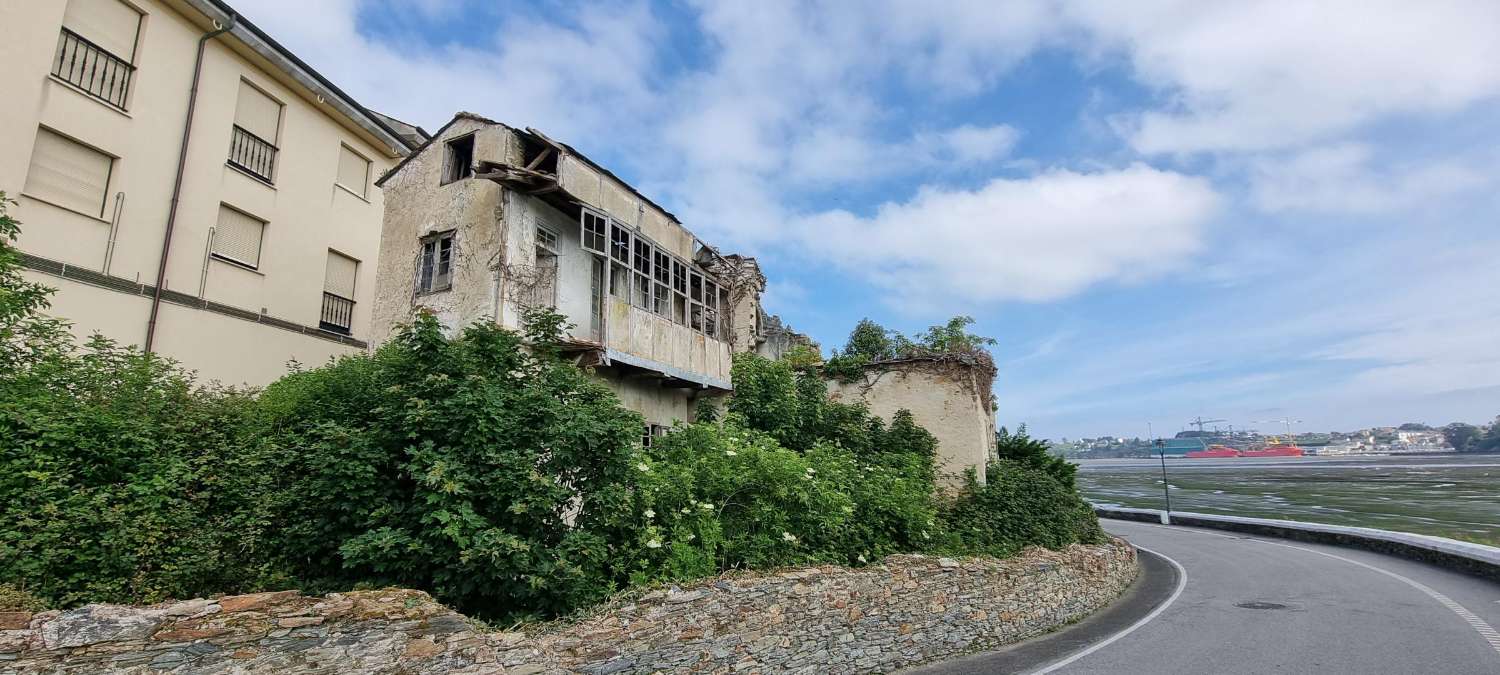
[{"left": 239, "top": 0, "right": 1500, "bottom": 439}]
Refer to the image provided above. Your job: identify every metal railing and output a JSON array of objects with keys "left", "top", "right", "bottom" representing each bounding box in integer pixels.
[
  {"left": 319, "top": 292, "right": 355, "bottom": 335},
  {"left": 228, "top": 125, "right": 278, "bottom": 183},
  {"left": 53, "top": 28, "right": 135, "bottom": 110}
]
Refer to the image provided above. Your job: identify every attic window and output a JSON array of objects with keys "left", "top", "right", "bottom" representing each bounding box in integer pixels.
[
  {"left": 442, "top": 134, "right": 474, "bottom": 184},
  {"left": 521, "top": 136, "right": 557, "bottom": 174}
]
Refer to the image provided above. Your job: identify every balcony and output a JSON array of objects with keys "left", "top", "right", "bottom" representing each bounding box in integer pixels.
[
  {"left": 52, "top": 28, "right": 134, "bottom": 111},
  {"left": 228, "top": 125, "right": 278, "bottom": 184},
  {"left": 319, "top": 292, "right": 355, "bottom": 335}
]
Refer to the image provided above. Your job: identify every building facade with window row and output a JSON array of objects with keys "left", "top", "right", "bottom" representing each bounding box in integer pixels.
[
  {"left": 373, "top": 113, "right": 780, "bottom": 431},
  {"left": 0, "top": 0, "right": 417, "bottom": 385}
]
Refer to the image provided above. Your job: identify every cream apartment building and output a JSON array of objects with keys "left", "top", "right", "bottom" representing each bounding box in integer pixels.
[{"left": 0, "top": 0, "right": 416, "bottom": 385}]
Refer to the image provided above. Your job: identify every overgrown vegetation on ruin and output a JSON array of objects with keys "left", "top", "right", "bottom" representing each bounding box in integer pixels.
[{"left": 0, "top": 198, "right": 1101, "bottom": 621}]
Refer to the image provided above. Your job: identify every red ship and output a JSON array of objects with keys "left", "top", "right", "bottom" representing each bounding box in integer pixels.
[
  {"left": 1186, "top": 444, "right": 1241, "bottom": 458},
  {"left": 1239, "top": 438, "right": 1304, "bottom": 458}
]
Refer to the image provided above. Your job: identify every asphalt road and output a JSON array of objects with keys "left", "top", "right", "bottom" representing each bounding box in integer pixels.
[{"left": 917, "top": 519, "right": 1500, "bottom": 674}]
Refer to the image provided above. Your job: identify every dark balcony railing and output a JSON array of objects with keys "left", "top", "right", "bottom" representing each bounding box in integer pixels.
[
  {"left": 53, "top": 28, "right": 135, "bottom": 111},
  {"left": 228, "top": 125, "right": 278, "bottom": 183},
  {"left": 319, "top": 292, "right": 355, "bottom": 335}
]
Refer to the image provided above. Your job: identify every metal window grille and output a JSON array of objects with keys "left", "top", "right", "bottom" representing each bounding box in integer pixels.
[
  {"left": 52, "top": 28, "right": 134, "bottom": 110},
  {"left": 320, "top": 292, "right": 355, "bottom": 334},
  {"left": 228, "top": 125, "right": 278, "bottom": 183}
]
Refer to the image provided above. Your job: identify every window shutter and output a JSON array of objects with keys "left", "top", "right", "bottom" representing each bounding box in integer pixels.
[
  {"left": 213, "top": 205, "right": 265, "bottom": 267},
  {"left": 336, "top": 145, "right": 369, "bottom": 196},
  {"left": 24, "top": 128, "right": 112, "bottom": 216},
  {"left": 323, "top": 251, "right": 357, "bottom": 298},
  {"left": 234, "top": 80, "right": 281, "bottom": 142},
  {"left": 63, "top": 0, "right": 142, "bottom": 61}
]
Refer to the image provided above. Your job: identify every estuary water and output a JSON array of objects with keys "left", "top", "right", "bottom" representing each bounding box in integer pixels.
[{"left": 1076, "top": 454, "right": 1500, "bottom": 546}]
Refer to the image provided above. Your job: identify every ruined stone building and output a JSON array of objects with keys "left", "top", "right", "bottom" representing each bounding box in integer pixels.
[
  {"left": 371, "top": 113, "right": 776, "bottom": 434},
  {"left": 827, "top": 356, "right": 998, "bottom": 486}
]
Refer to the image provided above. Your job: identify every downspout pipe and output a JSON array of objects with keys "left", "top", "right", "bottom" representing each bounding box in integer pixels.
[{"left": 144, "top": 13, "right": 235, "bottom": 353}]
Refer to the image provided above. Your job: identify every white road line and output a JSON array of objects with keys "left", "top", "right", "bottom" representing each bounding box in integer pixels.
[
  {"left": 1119, "top": 521, "right": 1500, "bottom": 659},
  {"left": 1029, "top": 545, "right": 1188, "bottom": 675}
]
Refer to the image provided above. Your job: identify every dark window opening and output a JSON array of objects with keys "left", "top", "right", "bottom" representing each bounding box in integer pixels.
[{"left": 442, "top": 134, "right": 474, "bottom": 184}]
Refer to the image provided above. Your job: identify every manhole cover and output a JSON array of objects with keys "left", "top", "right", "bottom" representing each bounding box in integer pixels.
[{"left": 1235, "top": 601, "right": 1289, "bottom": 610}]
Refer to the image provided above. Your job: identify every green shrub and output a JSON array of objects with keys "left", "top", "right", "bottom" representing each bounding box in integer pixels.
[
  {"left": 0, "top": 584, "right": 49, "bottom": 612},
  {"left": 249, "top": 313, "right": 643, "bottom": 621},
  {"left": 942, "top": 460, "right": 1105, "bottom": 557},
  {"left": 995, "top": 424, "right": 1078, "bottom": 489},
  {"left": 615, "top": 418, "right": 941, "bottom": 584},
  {"left": 0, "top": 334, "right": 279, "bottom": 607}
]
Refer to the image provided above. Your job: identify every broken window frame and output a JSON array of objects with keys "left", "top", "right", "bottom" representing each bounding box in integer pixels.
[
  {"left": 535, "top": 225, "right": 558, "bottom": 255},
  {"left": 688, "top": 271, "right": 704, "bottom": 332},
  {"left": 417, "top": 230, "right": 455, "bottom": 294},
  {"left": 609, "top": 222, "right": 631, "bottom": 298},
  {"left": 703, "top": 278, "right": 719, "bottom": 338},
  {"left": 671, "top": 259, "right": 688, "bottom": 324},
  {"left": 580, "top": 208, "right": 608, "bottom": 255},
  {"left": 632, "top": 238, "right": 653, "bottom": 310},
  {"left": 652, "top": 250, "right": 671, "bottom": 316},
  {"left": 441, "top": 134, "right": 474, "bottom": 185}
]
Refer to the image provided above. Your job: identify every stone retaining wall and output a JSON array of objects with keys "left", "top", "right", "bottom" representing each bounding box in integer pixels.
[{"left": 1, "top": 539, "right": 1136, "bottom": 674}]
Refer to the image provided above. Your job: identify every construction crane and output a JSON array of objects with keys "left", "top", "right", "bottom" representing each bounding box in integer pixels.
[
  {"left": 1255, "top": 418, "right": 1304, "bottom": 439},
  {"left": 1187, "top": 416, "right": 1227, "bottom": 434}
]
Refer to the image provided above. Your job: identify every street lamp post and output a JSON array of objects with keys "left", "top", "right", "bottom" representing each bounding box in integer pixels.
[{"left": 1156, "top": 438, "right": 1172, "bottom": 524}]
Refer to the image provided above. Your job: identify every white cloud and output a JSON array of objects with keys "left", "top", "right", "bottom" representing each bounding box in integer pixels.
[
  {"left": 1061, "top": 0, "right": 1500, "bottom": 154},
  {"left": 233, "top": 0, "right": 663, "bottom": 138},
  {"left": 1248, "top": 143, "right": 1490, "bottom": 214},
  {"left": 797, "top": 164, "right": 1220, "bottom": 306}
]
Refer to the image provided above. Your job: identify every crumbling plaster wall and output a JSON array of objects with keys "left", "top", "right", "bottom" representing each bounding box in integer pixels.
[
  {"left": 593, "top": 367, "right": 698, "bottom": 428},
  {"left": 827, "top": 362, "right": 997, "bottom": 487},
  {"left": 371, "top": 118, "right": 510, "bottom": 345}
]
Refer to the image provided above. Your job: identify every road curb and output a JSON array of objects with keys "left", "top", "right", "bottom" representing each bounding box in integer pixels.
[
  {"left": 900, "top": 547, "right": 1181, "bottom": 674},
  {"left": 1094, "top": 505, "right": 1500, "bottom": 583}
]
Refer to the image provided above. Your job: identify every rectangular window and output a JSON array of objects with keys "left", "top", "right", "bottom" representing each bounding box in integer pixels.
[
  {"left": 336, "top": 144, "right": 370, "bottom": 197},
  {"left": 230, "top": 80, "right": 281, "bottom": 183},
  {"left": 671, "top": 259, "right": 687, "bottom": 324},
  {"left": 632, "top": 239, "right": 652, "bottom": 309},
  {"left": 590, "top": 257, "right": 604, "bottom": 339},
  {"left": 212, "top": 205, "right": 266, "bottom": 269},
  {"left": 55, "top": 0, "right": 141, "bottom": 110},
  {"left": 320, "top": 251, "right": 358, "bottom": 335},
  {"left": 536, "top": 226, "right": 558, "bottom": 254},
  {"left": 610, "top": 222, "right": 631, "bottom": 264},
  {"left": 580, "top": 209, "right": 607, "bottom": 254},
  {"left": 652, "top": 250, "right": 671, "bottom": 316},
  {"left": 703, "top": 279, "right": 719, "bottom": 338},
  {"left": 442, "top": 134, "right": 474, "bottom": 184},
  {"left": 688, "top": 271, "right": 703, "bottom": 332},
  {"left": 323, "top": 250, "right": 357, "bottom": 299},
  {"left": 62, "top": 0, "right": 143, "bottom": 63},
  {"left": 418, "top": 232, "right": 455, "bottom": 293},
  {"left": 24, "top": 127, "right": 113, "bottom": 217}
]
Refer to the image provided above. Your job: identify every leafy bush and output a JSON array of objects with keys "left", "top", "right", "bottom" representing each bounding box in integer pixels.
[
  {"left": 996, "top": 424, "right": 1078, "bottom": 489},
  {"left": 248, "top": 313, "right": 643, "bottom": 620},
  {"left": 616, "top": 418, "right": 941, "bottom": 584},
  {"left": 942, "top": 460, "right": 1105, "bottom": 557}
]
